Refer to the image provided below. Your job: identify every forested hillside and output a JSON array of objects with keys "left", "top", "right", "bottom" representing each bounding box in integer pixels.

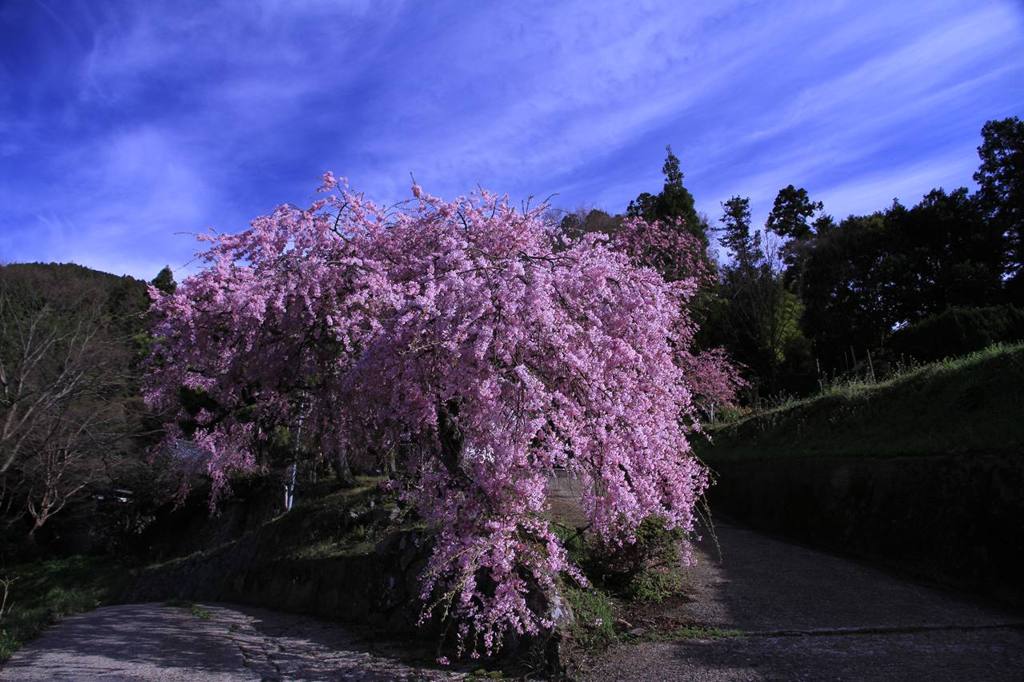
[{"left": 0, "top": 263, "right": 174, "bottom": 553}]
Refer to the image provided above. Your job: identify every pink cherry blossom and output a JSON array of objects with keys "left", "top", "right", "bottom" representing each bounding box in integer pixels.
[{"left": 145, "top": 177, "right": 738, "bottom": 658}]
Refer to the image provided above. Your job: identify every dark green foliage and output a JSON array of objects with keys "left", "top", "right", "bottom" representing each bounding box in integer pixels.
[
  {"left": 800, "top": 185, "right": 1010, "bottom": 375},
  {"left": 887, "top": 188, "right": 1006, "bottom": 319},
  {"left": 573, "top": 119, "right": 1020, "bottom": 405},
  {"left": 800, "top": 210, "right": 896, "bottom": 370},
  {"left": 151, "top": 265, "right": 177, "bottom": 295},
  {"left": 765, "top": 185, "right": 823, "bottom": 242},
  {"left": 811, "top": 212, "right": 837, "bottom": 236},
  {"left": 703, "top": 267, "right": 812, "bottom": 399},
  {"left": 729, "top": 118, "right": 1021, "bottom": 396},
  {"left": 627, "top": 145, "right": 710, "bottom": 250},
  {"left": 558, "top": 209, "right": 620, "bottom": 242},
  {"left": 702, "top": 195, "right": 814, "bottom": 400},
  {"left": 717, "top": 196, "right": 759, "bottom": 271},
  {"left": 700, "top": 343, "right": 1024, "bottom": 461},
  {"left": 0, "top": 262, "right": 149, "bottom": 328},
  {"left": 889, "top": 305, "right": 1024, "bottom": 363},
  {"left": 564, "top": 516, "right": 688, "bottom": 606},
  {"left": 765, "top": 184, "right": 823, "bottom": 285},
  {"left": 618, "top": 518, "right": 685, "bottom": 604},
  {"left": 551, "top": 516, "right": 690, "bottom": 652},
  {"left": 0, "top": 556, "right": 133, "bottom": 661},
  {"left": 974, "top": 116, "right": 1024, "bottom": 298},
  {"left": 612, "top": 517, "right": 682, "bottom": 575}
]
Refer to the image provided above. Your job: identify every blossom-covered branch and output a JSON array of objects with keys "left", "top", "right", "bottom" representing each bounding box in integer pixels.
[{"left": 146, "top": 175, "right": 737, "bottom": 657}]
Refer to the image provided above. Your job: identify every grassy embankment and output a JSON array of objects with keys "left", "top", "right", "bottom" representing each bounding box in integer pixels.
[
  {"left": 1, "top": 475, "right": 729, "bottom": 669},
  {"left": 540, "top": 347, "right": 1024, "bottom": 655},
  {"left": 0, "top": 556, "right": 134, "bottom": 661},
  {"left": 700, "top": 342, "right": 1024, "bottom": 461},
  {"left": 695, "top": 342, "right": 1024, "bottom": 604}
]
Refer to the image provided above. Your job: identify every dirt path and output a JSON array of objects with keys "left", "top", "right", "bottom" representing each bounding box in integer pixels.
[
  {"left": 583, "top": 522, "right": 1024, "bottom": 681},
  {"left": 0, "top": 602, "right": 460, "bottom": 681}
]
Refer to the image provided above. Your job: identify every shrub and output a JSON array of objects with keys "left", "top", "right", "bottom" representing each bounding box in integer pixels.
[{"left": 889, "top": 305, "right": 1024, "bottom": 362}]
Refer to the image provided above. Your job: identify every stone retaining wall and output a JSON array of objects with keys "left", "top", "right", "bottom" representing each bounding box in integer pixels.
[
  {"left": 705, "top": 452, "right": 1024, "bottom": 605},
  {"left": 127, "top": 529, "right": 433, "bottom": 633}
]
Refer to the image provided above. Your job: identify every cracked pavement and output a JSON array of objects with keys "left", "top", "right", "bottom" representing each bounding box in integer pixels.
[
  {"left": 0, "top": 602, "right": 461, "bottom": 681},
  {"left": 2, "top": 522, "right": 1022, "bottom": 680}
]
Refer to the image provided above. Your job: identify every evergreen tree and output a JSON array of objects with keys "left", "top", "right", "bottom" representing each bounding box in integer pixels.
[
  {"left": 766, "top": 185, "right": 824, "bottom": 291},
  {"left": 706, "top": 195, "right": 812, "bottom": 398},
  {"left": 718, "top": 196, "right": 759, "bottom": 271},
  {"left": 974, "top": 116, "right": 1024, "bottom": 301},
  {"left": 765, "top": 185, "right": 823, "bottom": 241},
  {"left": 887, "top": 187, "right": 1005, "bottom": 318},
  {"left": 151, "top": 265, "right": 177, "bottom": 295},
  {"left": 627, "top": 145, "right": 710, "bottom": 249}
]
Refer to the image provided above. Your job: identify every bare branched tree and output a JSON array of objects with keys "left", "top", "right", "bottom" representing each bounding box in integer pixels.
[
  {"left": 0, "top": 574, "right": 15, "bottom": 623},
  {"left": 0, "top": 286, "right": 133, "bottom": 538}
]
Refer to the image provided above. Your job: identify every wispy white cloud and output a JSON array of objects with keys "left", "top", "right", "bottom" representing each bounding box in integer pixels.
[
  {"left": 738, "top": 3, "right": 1020, "bottom": 143},
  {"left": 816, "top": 151, "right": 980, "bottom": 219},
  {"left": 2, "top": 126, "right": 212, "bottom": 277},
  {"left": 1, "top": 0, "right": 1022, "bottom": 277}
]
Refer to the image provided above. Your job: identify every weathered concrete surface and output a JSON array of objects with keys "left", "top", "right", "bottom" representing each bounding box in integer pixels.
[
  {"left": 584, "top": 522, "right": 1024, "bottom": 681},
  {"left": 4, "top": 522, "right": 1023, "bottom": 680},
  {"left": 583, "top": 629, "right": 1024, "bottom": 682},
  {"left": 0, "top": 603, "right": 460, "bottom": 681}
]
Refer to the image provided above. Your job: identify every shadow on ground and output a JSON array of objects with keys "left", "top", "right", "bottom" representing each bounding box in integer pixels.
[
  {"left": 0, "top": 602, "right": 461, "bottom": 681},
  {"left": 584, "top": 522, "right": 1024, "bottom": 681}
]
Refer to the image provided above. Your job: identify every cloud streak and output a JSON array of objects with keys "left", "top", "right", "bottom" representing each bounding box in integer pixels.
[{"left": 0, "top": 0, "right": 1021, "bottom": 278}]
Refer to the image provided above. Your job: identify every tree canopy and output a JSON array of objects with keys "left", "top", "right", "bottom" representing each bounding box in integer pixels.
[
  {"left": 145, "top": 175, "right": 738, "bottom": 657},
  {"left": 627, "top": 146, "right": 711, "bottom": 253}
]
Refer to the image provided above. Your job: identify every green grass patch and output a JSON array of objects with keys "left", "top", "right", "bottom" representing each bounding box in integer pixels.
[
  {"left": 700, "top": 342, "right": 1024, "bottom": 461},
  {"left": 563, "top": 584, "right": 618, "bottom": 650},
  {"left": 551, "top": 523, "right": 590, "bottom": 568},
  {"left": 190, "top": 603, "right": 212, "bottom": 620},
  {"left": 258, "top": 475, "right": 421, "bottom": 560},
  {"left": 623, "top": 568, "right": 682, "bottom": 604},
  {"left": 0, "top": 556, "right": 133, "bottom": 662}
]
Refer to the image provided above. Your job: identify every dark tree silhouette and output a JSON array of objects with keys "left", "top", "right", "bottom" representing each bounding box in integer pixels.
[
  {"left": 974, "top": 116, "right": 1024, "bottom": 302},
  {"left": 718, "top": 196, "right": 760, "bottom": 271},
  {"left": 151, "top": 265, "right": 177, "bottom": 295},
  {"left": 628, "top": 145, "right": 710, "bottom": 250}
]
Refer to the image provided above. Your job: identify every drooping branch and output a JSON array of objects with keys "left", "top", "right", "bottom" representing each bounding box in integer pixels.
[{"left": 145, "top": 175, "right": 736, "bottom": 659}]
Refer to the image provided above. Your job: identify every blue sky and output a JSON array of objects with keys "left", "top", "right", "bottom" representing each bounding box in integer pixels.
[{"left": 1, "top": 0, "right": 1022, "bottom": 279}]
